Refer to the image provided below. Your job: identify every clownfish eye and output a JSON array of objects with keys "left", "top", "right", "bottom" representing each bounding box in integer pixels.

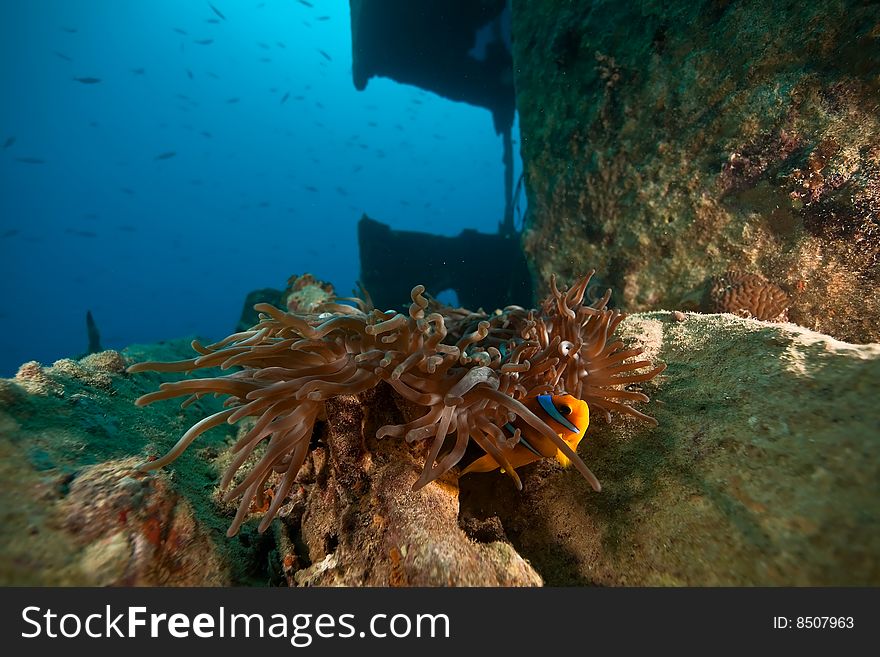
[{"left": 559, "top": 405, "right": 571, "bottom": 415}]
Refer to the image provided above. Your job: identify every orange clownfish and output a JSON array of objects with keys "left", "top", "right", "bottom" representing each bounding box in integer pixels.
[{"left": 462, "top": 393, "right": 590, "bottom": 476}]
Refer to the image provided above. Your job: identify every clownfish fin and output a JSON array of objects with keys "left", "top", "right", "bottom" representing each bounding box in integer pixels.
[{"left": 461, "top": 453, "right": 501, "bottom": 475}]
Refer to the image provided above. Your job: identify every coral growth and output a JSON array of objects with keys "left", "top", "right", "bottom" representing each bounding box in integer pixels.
[
  {"left": 128, "top": 273, "right": 665, "bottom": 536},
  {"left": 701, "top": 271, "right": 791, "bottom": 321}
]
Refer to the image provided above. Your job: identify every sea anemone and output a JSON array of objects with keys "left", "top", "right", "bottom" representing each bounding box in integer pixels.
[{"left": 128, "top": 272, "right": 665, "bottom": 536}]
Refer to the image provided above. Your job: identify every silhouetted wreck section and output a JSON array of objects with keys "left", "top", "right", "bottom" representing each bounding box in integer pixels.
[
  {"left": 349, "top": 0, "right": 519, "bottom": 237},
  {"left": 350, "top": 2, "right": 528, "bottom": 310},
  {"left": 350, "top": 0, "right": 513, "bottom": 133},
  {"left": 358, "top": 215, "right": 532, "bottom": 312}
]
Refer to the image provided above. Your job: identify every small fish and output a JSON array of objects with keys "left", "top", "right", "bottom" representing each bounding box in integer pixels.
[
  {"left": 2, "top": 137, "right": 15, "bottom": 149},
  {"left": 335, "top": 187, "right": 348, "bottom": 196},
  {"left": 304, "top": 185, "right": 318, "bottom": 192},
  {"left": 2, "top": 229, "right": 20, "bottom": 238},
  {"left": 200, "top": 131, "right": 212, "bottom": 138},
  {"left": 65, "top": 229, "right": 97, "bottom": 238},
  {"left": 259, "top": 57, "right": 271, "bottom": 63},
  {"left": 186, "top": 69, "right": 194, "bottom": 79},
  {"left": 117, "top": 225, "right": 137, "bottom": 232},
  {"left": 154, "top": 151, "right": 176, "bottom": 160},
  {"left": 207, "top": 71, "right": 220, "bottom": 79},
  {"left": 130, "top": 67, "right": 145, "bottom": 75},
  {"left": 296, "top": 0, "right": 314, "bottom": 7},
  {"left": 317, "top": 49, "right": 332, "bottom": 61},
  {"left": 293, "top": 95, "right": 305, "bottom": 101},
  {"left": 73, "top": 76, "right": 101, "bottom": 84},
  {"left": 226, "top": 97, "right": 239, "bottom": 104},
  {"left": 280, "top": 91, "right": 290, "bottom": 104},
  {"left": 257, "top": 42, "right": 270, "bottom": 50},
  {"left": 258, "top": 201, "right": 270, "bottom": 208},
  {"left": 367, "top": 121, "right": 378, "bottom": 127},
  {"left": 54, "top": 51, "right": 73, "bottom": 61},
  {"left": 352, "top": 164, "right": 362, "bottom": 173},
  {"left": 194, "top": 38, "right": 214, "bottom": 45},
  {"left": 15, "top": 157, "right": 45, "bottom": 164},
  {"left": 120, "top": 187, "right": 135, "bottom": 195},
  {"left": 206, "top": 18, "right": 220, "bottom": 24},
  {"left": 315, "top": 101, "right": 325, "bottom": 109},
  {"left": 208, "top": 2, "right": 226, "bottom": 20},
  {"left": 462, "top": 394, "right": 593, "bottom": 482},
  {"left": 173, "top": 28, "right": 188, "bottom": 35},
  {"left": 276, "top": 41, "right": 286, "bottom": 48},
  {"left": 61, "top": 26, "right": 78, "bottom": 33},
  {"left": 316, "top": 16, "right": 330, "bottom": 21}
]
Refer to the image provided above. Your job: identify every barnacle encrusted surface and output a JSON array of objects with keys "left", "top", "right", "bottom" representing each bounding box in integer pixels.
[
  {"left": 701, "top": 271, "right": 790, "bottom": 321},
  {"left": 128, "top": 273, "right": 665, "bottom": 536}
]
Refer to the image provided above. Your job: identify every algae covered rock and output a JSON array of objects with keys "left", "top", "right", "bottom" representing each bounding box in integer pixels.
[
  {"left": 461, "top": 312, "right": 880, "bottom": 585},
  {"left": 0, "top": 343, "right": 258, "bottom": 585},
  {"left": 512, "top": 0, "right": 880, "bottom": 342}
]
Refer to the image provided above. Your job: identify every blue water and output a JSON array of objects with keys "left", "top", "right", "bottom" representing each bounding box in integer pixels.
[{"left": 0, "top": 0, "right": 521, "bottom": 376}]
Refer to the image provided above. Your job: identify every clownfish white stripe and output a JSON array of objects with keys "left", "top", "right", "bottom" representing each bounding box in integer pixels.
[{"left": 537, "top": 394, "right": 579, "bottom": 433}]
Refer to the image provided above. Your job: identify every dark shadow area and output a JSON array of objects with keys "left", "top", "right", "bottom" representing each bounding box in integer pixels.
[{"left": 358, "top": 214, "right": 533, "bottom": 311}]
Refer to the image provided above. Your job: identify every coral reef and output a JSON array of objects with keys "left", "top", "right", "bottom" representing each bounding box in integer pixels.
[
  {"left": 127, "top": 273, "right": 665, "bottom": 537},
  {"left": 1, "top": 308, "right": 877, "bottom": 585},
  {"left": 512, "top": 0, "right": 880, "bottom": 342}
]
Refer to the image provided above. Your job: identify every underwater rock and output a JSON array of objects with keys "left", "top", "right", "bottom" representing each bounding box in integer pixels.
[
  {"left": 2, "top": 311, "right": 877, "bottom": 586},
  {"left": 461, "top": 312, "right": 880, "bottom": 585},
  {"left": 237, "top": 288, "right": 285, "bottom": 333},
  {"left": 512, "top": 0, "right": 880, "bottom": 342},
  {"left": 0, "top": 345, "right": 261, "bottom": 585},
  {"left": 59, "top": 458, "right": 228, "bottom": 586}
]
